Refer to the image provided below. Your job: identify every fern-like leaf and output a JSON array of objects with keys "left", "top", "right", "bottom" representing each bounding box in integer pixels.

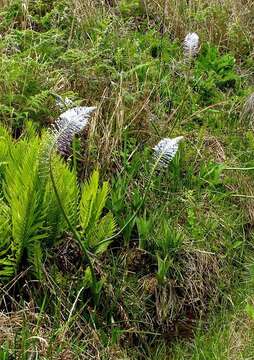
[
  {"left": 0, "top": 201, "right": 15, "bottom": 278},
  {"left": 26, "top": 90, "right": 51, "bottom": 113},
  {"left": 80, "top": 170, "right": 99, "bottom": 232},
  {"left": 44, "top": 155, "right": 79, "bottom": 243},
  {"left": 79, "top": 170, "right": 116, "bottom": 254},
  {"left": 88, "top": 212, "right": 116, "bottom": 254},
  {"left": 3, "top": 136, "right": 48, "bottom": 277},
  {"left": 28, "top": 240, "right": 43, "bottom": 281},
  {"left": 93, "top": 181, "right": 109, "bottom": 224}
]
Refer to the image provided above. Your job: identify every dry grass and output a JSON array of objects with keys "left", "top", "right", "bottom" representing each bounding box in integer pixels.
[
  {"left": 0, "top": 306, "right": 50, "bottom": 357},
  {"left": 146, "top": 0, "right": 253, "bottom": 57},
  {"left": 0, "top": 306, "right": 123, "bottom": 359},
  {"left": 229, "top": 313, "right": 254, "bottom": 359},
  {"left": 114, "top": 248, "right": 224, "bottom": 339},
  {"left": 0, "top": 0, "right": 9, "bottom": 8},
  {"left": 0, "top": 310, "right": 25, "bottom": 344},
  {"left": 154, "top": 250, "right": 222, "bottom": 329},
  {"left": 204, "top": 136, "right": 226, "bottom": 163}
]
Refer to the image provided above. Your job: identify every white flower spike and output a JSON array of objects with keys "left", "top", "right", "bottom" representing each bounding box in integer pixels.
[
  {"left": 242, "top": 93, "right": 254, "bottom": 124},
  {"left": 183, "top": 32, "right": 199, "bottom": 58},
  {"left": 153, "top": 136, "right": 184, "bottom": 168},
  {"left": 53, "top": 106, "right": 96, "bottom": 154}
]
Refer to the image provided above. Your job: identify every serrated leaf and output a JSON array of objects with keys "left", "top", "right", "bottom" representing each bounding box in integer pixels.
[
  {"left": 89, "top": 212, "right": 116, "bottom": 255},
  {"left": 80, "top": 170, "right": 99, "bottom": 231}
]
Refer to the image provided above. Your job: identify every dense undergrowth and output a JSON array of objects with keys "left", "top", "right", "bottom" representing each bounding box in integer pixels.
[{"left": 0, "top": 0, "right": 254, "bottom": 358}]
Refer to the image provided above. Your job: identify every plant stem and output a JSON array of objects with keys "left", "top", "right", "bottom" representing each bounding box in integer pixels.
[{"left": 48, "top": 148, "right": 96, "bottom": 287}]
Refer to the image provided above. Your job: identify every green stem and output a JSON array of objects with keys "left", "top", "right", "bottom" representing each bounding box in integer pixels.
[{"left": 49, "top": 148, "right": 96, "bottom": 287}]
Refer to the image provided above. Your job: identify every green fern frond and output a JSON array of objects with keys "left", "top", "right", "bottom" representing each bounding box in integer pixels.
[
  {"left": 0, "top": 201, "right": 15, "bottom": 278},
  {"left": 0, "top": 126, "right": 12, "bottom": 192},
  {"left": 93, "top": 181, "right": 109, "bottom": 223},
  {"left": 79, "top": 170, "right": 116, "bottom": 254},
  {"left": 28, "top": 240, "right": 43, "bottom": 281},
  {"left": 88, "top": 212, "right": 116, "bottom": 255},
  {"left": 44, "top": 155, "right": 79, "bottom": 243},
  {"left": 0, "top": 125, "right": 114, "bottom": 283},
  {"left": 25, "top": 90, "right": 51, "bottom": 113},
  {"left": 80, "top": 170, "right": 99, "bottom": 232},
  {"left": 3, "top": 136, "right": 48, "bottom": 274},
  {"left": 0, "top": 126, "right": 12, "bottom": 156}
]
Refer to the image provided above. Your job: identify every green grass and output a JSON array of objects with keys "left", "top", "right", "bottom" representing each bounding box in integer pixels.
[
  {"left": 0, "top": 0, "right": 254, "bottom": 358},
  {"left": 171, "top": 278, "right": 254, "bottom": 360}
]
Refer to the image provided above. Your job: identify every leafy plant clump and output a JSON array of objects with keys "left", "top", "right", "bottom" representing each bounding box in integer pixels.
[{"left": 0, "top": 125, "right": 115, "bottom": 284}]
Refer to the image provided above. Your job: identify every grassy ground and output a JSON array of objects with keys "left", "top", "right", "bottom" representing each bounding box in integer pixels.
[{"left": 0, "top": 0, "right": 254, "bottom": 358}]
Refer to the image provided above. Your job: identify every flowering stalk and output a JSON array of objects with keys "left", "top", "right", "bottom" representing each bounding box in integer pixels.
[
  {"left": 48, "top": 106, "right": 97, "bottom": 288},
  {"left": 92, "top": 140, "right": 183, "bottom": 252},
  {"left": 183, "top": 32, "right": 199, "bottom": 58},
  {"left": 153, "top": 136, "right": 184, "bottom": 168}
]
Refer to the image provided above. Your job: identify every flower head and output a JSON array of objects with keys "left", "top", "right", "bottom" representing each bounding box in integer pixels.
[
  {"left": 153, "top": 136, "right": 184, "bottom": 167},
  {"left": 53, "top": 106, "right": 96, "bottom": 154},
  {"left": 183, "top": 32, "right": 199, "bottom": 58}
]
